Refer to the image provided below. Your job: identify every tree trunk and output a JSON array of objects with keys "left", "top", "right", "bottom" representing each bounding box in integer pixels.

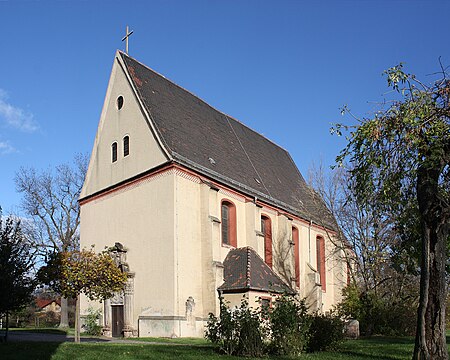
[
  {"left": 74, "top": 295, "right": 80, "bottom": 343},
  {"left": 5, "top": 312, "right": 9, "bottom": 343},
  {"left": 59, "top": 297, "right": 69, "bottom": 328},
  {"left": 413, "top": 162, "right": 449, "bottom": 360}
]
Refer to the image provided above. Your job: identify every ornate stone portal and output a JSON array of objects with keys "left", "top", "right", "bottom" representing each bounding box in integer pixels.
[{"left": 102, "top": 243, "right": 136, "bottom": 338}]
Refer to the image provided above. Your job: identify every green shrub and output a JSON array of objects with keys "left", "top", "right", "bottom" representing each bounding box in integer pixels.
[
  {"left": 307, "top": 311, "right": 344, "bottom": 352},
  {"left": 207, "top": 294, "right": 349, "bottom": 357},
  {"left": 337, "top": 284, "right": 417, "bottom": 336},
  {"left": 205, "top": 298, "right": 264, "bottom": 357},
  {"left": 82, "top": 307, "right": 102, "bottom": 336},
  {"left": 268, "top": 295, "right": 311, "bottom": 356}
]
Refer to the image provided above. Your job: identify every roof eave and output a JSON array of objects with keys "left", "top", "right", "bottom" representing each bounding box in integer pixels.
[{"left": 172, "top": 152, "right": 336, "bottom": 229}]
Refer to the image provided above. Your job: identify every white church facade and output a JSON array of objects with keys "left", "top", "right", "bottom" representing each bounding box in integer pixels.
[{"left": 79, "top": 51, "right": 348, "bottom": 338}]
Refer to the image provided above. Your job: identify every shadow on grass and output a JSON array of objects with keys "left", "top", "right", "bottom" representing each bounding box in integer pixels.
[
  {"left": 339, "top": 336, "right": 415, "bottom": 360},
  {"left": 9, "top": 328, "right": 68, "bottom": 335},
  {"left": 1, "top": 341, "right": 63, "bottom": 360}
]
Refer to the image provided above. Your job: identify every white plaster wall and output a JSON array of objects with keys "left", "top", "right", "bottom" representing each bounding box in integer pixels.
[
  {"left": 173, "top": 175, "right": 204, "bottom": 322},
  {"left": 80, "top": 172, "right": 176, "bottom": 328},
  {"left": 81, "top": 55, "right": 168, "bottom": 199}
]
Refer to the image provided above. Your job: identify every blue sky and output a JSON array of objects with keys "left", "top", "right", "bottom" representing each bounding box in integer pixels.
[{"left": 1, "top": 0, "right": 449, "bottom": 214}]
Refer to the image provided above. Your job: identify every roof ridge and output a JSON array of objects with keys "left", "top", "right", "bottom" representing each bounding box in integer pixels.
[
  {"left": 246, "top": 247, "right": 251, "bottom": 288},
  {"left": 118, "top": 51, "right": 292, "bottom": 155}
]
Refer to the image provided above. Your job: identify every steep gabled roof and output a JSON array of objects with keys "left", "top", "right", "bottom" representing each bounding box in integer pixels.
[
  {"left": 118, "top": 51, "right": 335, "bottom": 229},
  {"left": 36, "top": 298, "right": 61, "bottom": 309},
  {"left": 218, "top": 247, "right": 295, "bottom": 294}
]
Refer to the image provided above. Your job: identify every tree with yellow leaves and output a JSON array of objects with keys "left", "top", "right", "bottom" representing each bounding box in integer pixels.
[{"left": 38, "top": 248, "right": 127, "bottom": 342}]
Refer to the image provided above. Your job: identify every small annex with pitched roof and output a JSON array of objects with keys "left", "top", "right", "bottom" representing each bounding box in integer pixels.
[
  {"left": 79, "top": 50, "right": 348, "bottom": 338},
  {"left": 219, "top": 247, "right": 295, "bottom": 294}
]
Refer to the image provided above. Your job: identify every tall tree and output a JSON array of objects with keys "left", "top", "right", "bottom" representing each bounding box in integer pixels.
[
  {"left": 309, "top": 164, "right": 420, "bottom": 335},
  {"left": 309, "top": 163, "right": 406, "bottom": 295},
  {"left": 0, "top": 210, "right": 35, "bottom": 342},
  {"left": 15, "top": 153, "right": 88, "bottom": 327},
  {"left": 334, "top": 64, "right": 449, "bottom": 359}
]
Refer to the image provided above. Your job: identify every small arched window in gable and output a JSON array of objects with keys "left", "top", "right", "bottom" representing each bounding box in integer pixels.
[
  {"left": 117, "top": 96, "right": 124, "bottom": 110},
  {"left": 221, "top": 200, "right": 237, "bottom": 248},
  {"left": 111, "top": 142, "right": 118, "bottom": 163},
  {"left": 261, "top": 215, "right": 272, "bottom": 268},
  {"left": 316, "top": 236, "right": 326, "bottom": 292},
  {"left": 123, "top": 135, "right": 130, "bottom": 157}
]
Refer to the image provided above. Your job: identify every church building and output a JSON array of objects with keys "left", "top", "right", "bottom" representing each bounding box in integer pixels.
[{"left": 79, "top": 50, "right": 348, "bottom": 338}]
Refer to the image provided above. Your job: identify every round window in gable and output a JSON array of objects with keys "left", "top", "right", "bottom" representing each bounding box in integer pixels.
[{"left": 117, "top": 96, "right": 124, "bottom": 110}]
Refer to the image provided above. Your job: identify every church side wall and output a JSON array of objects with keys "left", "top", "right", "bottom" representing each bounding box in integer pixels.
[
  {"left": 170, "top": 170, "right": 346, "bottom": 333},
  {"left": 80, "top": 171, "right": 176, "bottom": 335}
]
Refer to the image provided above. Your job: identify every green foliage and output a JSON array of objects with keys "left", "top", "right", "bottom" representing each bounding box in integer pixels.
[
  {"left": 308, "top": 311, "right": 344, "bottom": 352},
  {"left": 268, "top": 295, "right": 311, "bottom": 356},
  {"left": 0, "top": 211, "right": 35, "bottom": 315},
  {"left": 206, "top": 295, "right": 344, "bottom": 357},
  {"left": 205, "top": 298, "right": 264, "bottom": 357},
  {"left": 333, "top": 65, "right": 449, "bottom": 357},
  {"left": 82, "top": 307, "right": 102, "bottom": 336},
  {"left": 38, "top": 248, "right": 127, "bottom": 301},
  {"left": 337, "top": 283, "right": 361, "bottom": 320},
  {"left": 333, "top": 64, "right": 449, "bottom": 269},
  {"left": 337, "top": 284, "right": 417, "bottom": 336}
]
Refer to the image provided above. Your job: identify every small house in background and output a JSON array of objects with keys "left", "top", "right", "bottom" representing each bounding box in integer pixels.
[
  {"left": 35, "top": 298, "right": 61, "bottom": 313},
  {"left": 80, "top": 51, "right": 349, "bottom": 338}
]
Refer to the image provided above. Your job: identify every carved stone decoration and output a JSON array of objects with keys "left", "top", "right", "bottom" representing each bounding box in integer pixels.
[
  {"left": 104, "top": 243, "right": 137, "bottom": 337},
  {"left": 123, "top": 272, "right": 135, "bottom": 338},
  {"left": 185, "top": 296, "right": 195, "bottom": 326},
  {"left": 110, "top": 291, "right": 124, "bottom": 306},
  {"left": 186, "top": 296, "right": 195, "bottom": 316},
  {"left": 109, "top": 242, "right": 128, "bottom": 272}
]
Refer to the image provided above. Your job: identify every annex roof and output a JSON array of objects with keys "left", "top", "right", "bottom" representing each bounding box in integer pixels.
[
  {"left": 218, "top": 247, "right": 295, "bottom": 294},
  {"left": 118, "top": 51, "right": 335, "bottom": 229}
]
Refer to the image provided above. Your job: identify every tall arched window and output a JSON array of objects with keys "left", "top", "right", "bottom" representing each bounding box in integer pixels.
[
  {"left": 221, "top": 200, "right": 237, "bottom": 247},
  {"left": 111, "top": 142, "right": 118, "bottom": 163},
  {"left": 292, "top": 226, "right": 300, "bottom": 287},
  {"left": 316, "top": 236, "right": 326, "bottom": 291},
  {"left": 261, "top": 215, "right": 272, "bottom": 268},
  {"left": 123, "top": 135, "right": 130, "bottom": 157}
]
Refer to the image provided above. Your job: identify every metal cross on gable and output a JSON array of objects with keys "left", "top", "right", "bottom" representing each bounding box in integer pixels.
[{"left": 122, "top": 25, "right": 134, "bottom": 55}]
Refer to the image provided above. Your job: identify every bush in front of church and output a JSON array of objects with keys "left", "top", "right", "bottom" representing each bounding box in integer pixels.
[
  {"left": 307, "top": 310, "right": 344, "bottom": 352},
  {"left": 205, "top": 295, "right": 345, "bottom": 357},
  {"left": 267, "top": 295, "right": 311, "bottom": 356},
  {"left": 205, "top": 298, "right": 265, "bottom": 357},
  {"left": 82, "top": 307, "right": 102, "bottom": 336}
]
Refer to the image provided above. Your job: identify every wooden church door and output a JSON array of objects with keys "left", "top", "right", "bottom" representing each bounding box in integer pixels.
[{"left": 112, "top": 305, "right": 124, "bottom": 337}]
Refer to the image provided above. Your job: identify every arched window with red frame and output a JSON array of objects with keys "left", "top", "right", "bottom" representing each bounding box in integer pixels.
[
  {"left": 316, "top": 236, "right": 326, "bottom": 291},
  {"left": 221, "top": 200, "right": 237, "bottom": 247},
  {"left": 261, "top": 215, "right": 272, "bottom": 268},
  {"left": 292, "top": 226, "right": 300, "bottom": 287}
]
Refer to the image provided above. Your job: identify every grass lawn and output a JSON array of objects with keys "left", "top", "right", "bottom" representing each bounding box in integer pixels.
[
  {"left": 1, "top": 333, "right": 449, "bottom": 360},
  {"left": 134, "top": 337, "right": 210, "bottom": 345}
]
